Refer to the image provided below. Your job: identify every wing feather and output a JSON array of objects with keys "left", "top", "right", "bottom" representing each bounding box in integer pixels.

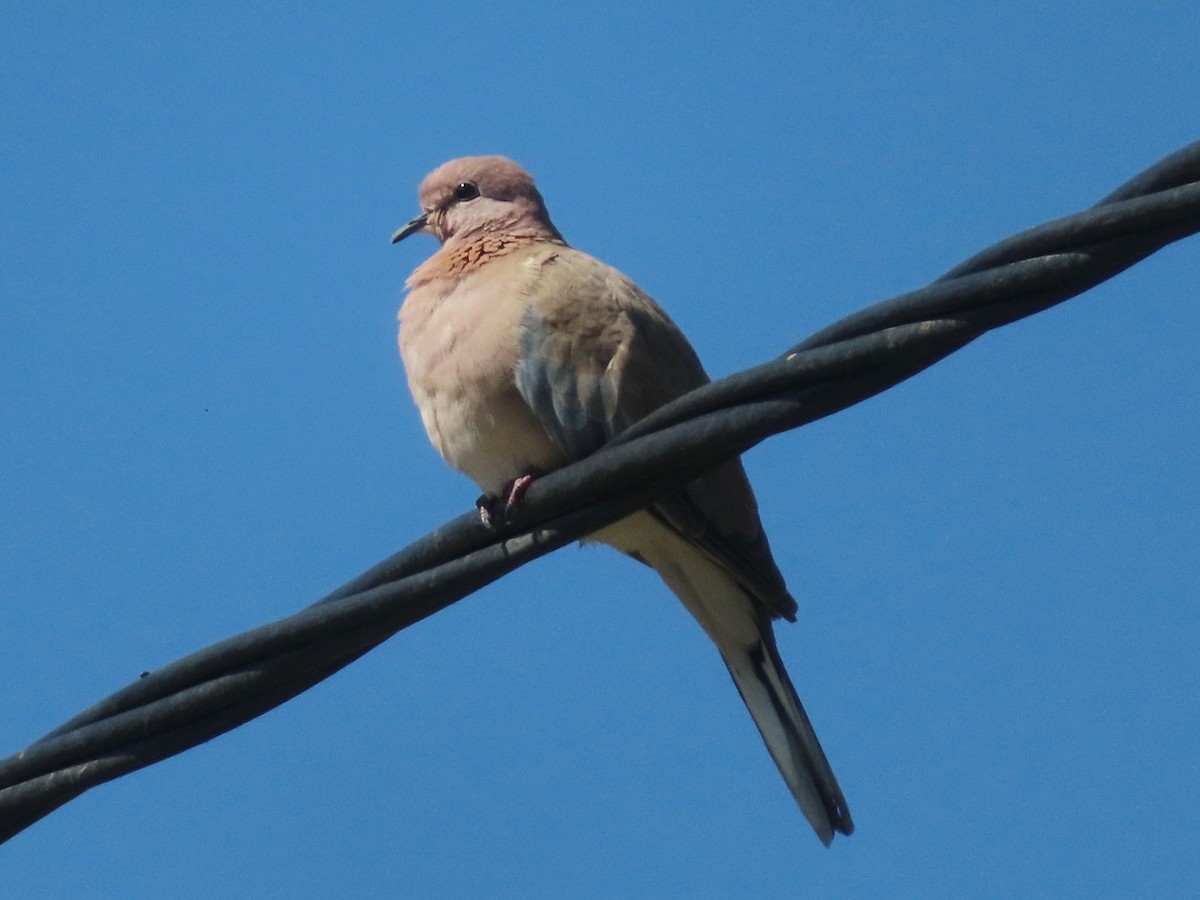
[{"left": 513, "top": 248, "right": 798, "bottom": 620}]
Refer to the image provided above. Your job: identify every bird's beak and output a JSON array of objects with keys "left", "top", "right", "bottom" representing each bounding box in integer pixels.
[{"left": 391, "top": 212, "right": 429, "bottom": 244}]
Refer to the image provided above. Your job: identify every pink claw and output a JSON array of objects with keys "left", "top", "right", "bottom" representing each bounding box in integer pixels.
[
  {"left": 475, "top": 472, "right": 538, "bottom": 528},
  {"left": 504, "top": 473, "right": 535, "bottom": 513}
]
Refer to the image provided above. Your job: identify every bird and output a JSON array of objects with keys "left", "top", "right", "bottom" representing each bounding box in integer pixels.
[{"left": 391, "top": 155, "right": 853, "bottom": 844}]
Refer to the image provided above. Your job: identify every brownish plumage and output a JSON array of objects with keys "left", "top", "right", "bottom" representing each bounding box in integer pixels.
[{"left": 394, "top": 155, "right": 852, "bottom": 844}]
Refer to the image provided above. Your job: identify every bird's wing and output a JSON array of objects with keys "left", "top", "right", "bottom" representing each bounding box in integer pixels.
[{"left": 513, "top": 246, "right": 797, "bottom": 621}]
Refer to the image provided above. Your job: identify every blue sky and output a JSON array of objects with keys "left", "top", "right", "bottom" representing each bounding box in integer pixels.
[{"left": 2, "top": 3, "right": 1198, "bottom": 897}]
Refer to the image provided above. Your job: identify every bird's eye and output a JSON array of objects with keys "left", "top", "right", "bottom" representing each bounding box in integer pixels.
[{"left": 453, "top": 181, "right": 480, "bottom": 202}]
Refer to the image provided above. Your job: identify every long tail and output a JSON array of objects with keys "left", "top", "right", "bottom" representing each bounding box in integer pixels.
[
  {"left": 721, "top": 627, "right": 853, "bottom": 844},
  {"left": 593, "top": 511, "right": 853, "bottom": 844}
]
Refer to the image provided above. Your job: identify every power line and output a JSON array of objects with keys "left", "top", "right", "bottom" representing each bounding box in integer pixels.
[{"left": 2, "top": 140, "right": 1197, "bottom": 843}]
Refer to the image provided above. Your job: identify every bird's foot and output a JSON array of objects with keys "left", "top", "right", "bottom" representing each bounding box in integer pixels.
[{"left": 476, "top": 472, "right": 538, "bottom": 527}]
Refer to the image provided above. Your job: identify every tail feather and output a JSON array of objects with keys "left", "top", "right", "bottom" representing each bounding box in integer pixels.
[
  {"left": 593, "top": 510, "right": 852, "bottom": 844},
  {"left": 724, "top": 632, "right": 853, "bottom": 844}
]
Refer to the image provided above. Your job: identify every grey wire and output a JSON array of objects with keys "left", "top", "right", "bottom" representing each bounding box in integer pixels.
[{"left": 2, "top": 140, "right": 1197, "bottom": 844}]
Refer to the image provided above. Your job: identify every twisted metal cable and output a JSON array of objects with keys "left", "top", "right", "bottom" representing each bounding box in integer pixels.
[{"left": 2, "top": 141, "right": 1197, "bottom": 844}]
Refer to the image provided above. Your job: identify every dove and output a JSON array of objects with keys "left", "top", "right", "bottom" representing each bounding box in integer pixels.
[{"left": 392, "top": 155, "right": 852, "bottom": 844}]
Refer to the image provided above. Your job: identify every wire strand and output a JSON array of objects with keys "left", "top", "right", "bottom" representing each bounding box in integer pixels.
[{"left": 2, "top": 140, "right": 1198, "bottom": 844}]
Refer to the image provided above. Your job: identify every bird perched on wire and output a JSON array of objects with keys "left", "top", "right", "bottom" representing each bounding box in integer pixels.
[{"left": 391, "top": 155, "right": 852, "bottom": 845}]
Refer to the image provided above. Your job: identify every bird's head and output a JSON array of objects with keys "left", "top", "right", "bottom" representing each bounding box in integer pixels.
[{"left": 392, "top": 155, "right": 562, "bottom": 246}]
